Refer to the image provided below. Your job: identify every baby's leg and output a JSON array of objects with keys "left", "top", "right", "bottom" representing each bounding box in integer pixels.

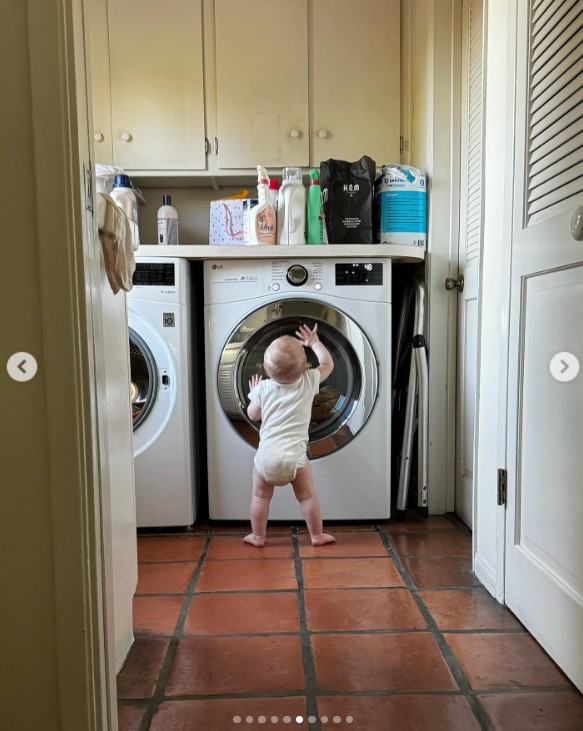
[
  {"left": 244, "top": 467, "right": 275, "bottom": 547},
  {"left": 292, "top": 462, "right": 335, "bottom": 546}
]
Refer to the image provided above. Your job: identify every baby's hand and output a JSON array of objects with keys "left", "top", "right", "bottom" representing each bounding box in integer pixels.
[
  {"left": 296, "top": 323, "right": 319, "bottom": 348},
  {"left": 248, "top": 374, "right": 263, "bottom": 391}
]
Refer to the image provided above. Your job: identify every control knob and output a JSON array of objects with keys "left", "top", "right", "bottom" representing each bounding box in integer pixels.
[{"left": 286, "top": 264, "right": 308, "bottom": 287}]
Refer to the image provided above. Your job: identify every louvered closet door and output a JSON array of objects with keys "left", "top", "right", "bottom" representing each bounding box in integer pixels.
[
  {"left": 455, "top": 0, "right": 485, "bottom": 530},
  {"left": 505, "top": 0, "right": 583, "bottom": 692}
]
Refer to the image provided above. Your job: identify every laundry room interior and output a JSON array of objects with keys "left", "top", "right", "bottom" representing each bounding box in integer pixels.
[{"left": 3, "top": 1, "right": 582, "bottom": 730}]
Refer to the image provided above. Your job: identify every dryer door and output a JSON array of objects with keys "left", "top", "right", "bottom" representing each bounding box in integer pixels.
[{"left": 217, "top": 299, "right": 378, "bottom": 458}]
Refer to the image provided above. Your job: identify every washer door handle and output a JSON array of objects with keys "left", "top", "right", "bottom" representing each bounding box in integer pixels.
[{"left": 234, "top": 347, "right": 247, "bottom": 413}]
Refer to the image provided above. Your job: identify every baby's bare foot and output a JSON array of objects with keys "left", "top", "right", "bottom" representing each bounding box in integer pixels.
[
  {"left": 243, "top": 533, "right": 265, "bottom": 547},
  {"left": 311, "top": 533, "right": 336, "bottom": 546}
]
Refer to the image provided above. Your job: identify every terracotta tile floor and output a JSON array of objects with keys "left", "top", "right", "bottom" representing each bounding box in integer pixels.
[{"left": 118, "top": 515, "right": 583, "bottom": 731}]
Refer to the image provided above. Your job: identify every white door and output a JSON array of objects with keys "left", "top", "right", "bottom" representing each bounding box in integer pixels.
[
  {"left": 504, "top": 0, "right": 583, "bottom": 692},
  {"left": 455, "top": 0, "right": 484, "bottom": 529}
]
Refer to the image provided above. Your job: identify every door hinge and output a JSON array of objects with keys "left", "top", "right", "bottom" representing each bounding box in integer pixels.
[{"left": 497, "top": 468, "right": 507, "bottom": 506}]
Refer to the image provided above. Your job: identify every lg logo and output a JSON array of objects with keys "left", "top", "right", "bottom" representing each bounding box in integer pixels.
[{"left": 212, "top": 264, "right": 224, "bottom": 270}]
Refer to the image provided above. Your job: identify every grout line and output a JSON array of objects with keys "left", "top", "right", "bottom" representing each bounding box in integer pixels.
[
  {"left": 375, "top": 526, "right": 495, "bottom": 731},
  {"left": 137, "top": 528, "right": 213, "bottom": 731},
  {"left": 291, "top": 526, "right": 322, "bottom": 731},
  {"left": 132, "top": 625, "right": 527, "bottom": 641}
]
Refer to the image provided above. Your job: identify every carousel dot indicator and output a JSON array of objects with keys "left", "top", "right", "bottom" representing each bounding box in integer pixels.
[
  {"left": 334, "top": 717, "right": 342, "bottom": 724},
  {"left": 258, "top": 717, "right": 267, "bottom": 724},
  {"left": 246, "top": 717, "right": 254, "bottom": 724},
  {"left": 296, "top": 717, "right": 304, "bottom": 723},
  {"left": 346, "top": 717, "right": 354, "bottom": 724},
  {"left": 308, "top": 717, "right": 317, "bottom": 724},
  {"left": 271, "top": 718, "right": 279, "bottom": 724},
  {"left": 233, "top": 717, "right": 241, "bottom": 724}
]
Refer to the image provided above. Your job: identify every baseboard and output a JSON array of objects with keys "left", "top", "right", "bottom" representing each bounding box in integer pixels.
[{"left": 474, "top": 552, "right": 497, "bottom": 598}]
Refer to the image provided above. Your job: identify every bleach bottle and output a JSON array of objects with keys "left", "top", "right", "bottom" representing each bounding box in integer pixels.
[{"left": 277, "top": 167, "right": 306, "bottom": 245}]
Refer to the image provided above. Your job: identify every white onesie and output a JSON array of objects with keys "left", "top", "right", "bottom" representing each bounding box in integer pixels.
[{"left": 248, "top": 369, "right": 321, "bottom": 485}]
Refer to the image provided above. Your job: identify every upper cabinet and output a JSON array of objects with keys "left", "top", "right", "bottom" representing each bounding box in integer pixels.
[
  {"left": 309, "top": 0, "right": 400, "bottom": 166},
  {"left": 213, "top": 0, "right": 309, "bottom": 169},
  {"left": 212, "top": 0, "right": 400, "bottom": 170},
  {"left": 88, "top": 0, "right": 207, "bottom": 173},
  {"left": 88, "top": 0, "right": 113, "bottom": 165},
  {"left": 87, "top": 0, "right": 400, "bottom": 177}
]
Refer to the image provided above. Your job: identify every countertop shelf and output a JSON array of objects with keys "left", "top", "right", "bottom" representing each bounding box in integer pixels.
[{"left": 136, "top": 244, "right": 425, "bottom": 263}]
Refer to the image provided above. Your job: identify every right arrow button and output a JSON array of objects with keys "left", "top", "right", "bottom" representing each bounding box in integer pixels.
[{"left": 550, "top": 352, "right": 580, "bottom": 383}]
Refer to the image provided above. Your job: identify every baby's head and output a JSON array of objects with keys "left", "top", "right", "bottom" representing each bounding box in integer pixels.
[{"left": 264, "top": 335, "right": 306, "bottom": 384}]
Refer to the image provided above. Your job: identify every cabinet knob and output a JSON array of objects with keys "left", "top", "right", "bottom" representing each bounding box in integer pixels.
[
  {"left": 94, "top": 132, "right": 104, "bottom": 142},
  {"left": 120, "top": 132, "right": 132, "bottom": 142},
  {"left": 318, "top": 129, "right": 329, "bottom": 138},
  {"left": 290, "top": 129, "right": 301, "bottom": 139}
]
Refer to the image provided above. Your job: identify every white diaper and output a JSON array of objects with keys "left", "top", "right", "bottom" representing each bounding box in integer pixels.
[{"left": 254, "top": 446, "right": 307, "bottom": 486}]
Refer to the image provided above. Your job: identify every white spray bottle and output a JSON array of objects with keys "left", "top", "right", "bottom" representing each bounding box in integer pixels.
[{"left": 248, "top": 166, "right": 277, "bottom": 245}]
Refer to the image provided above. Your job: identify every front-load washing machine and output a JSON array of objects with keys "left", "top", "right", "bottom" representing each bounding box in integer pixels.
[
  {"left": 128, "top": 257, "right": 198, "bottom": 527},
  {"left": 204, "top": 258, "right": 391, "bottom": 520}
]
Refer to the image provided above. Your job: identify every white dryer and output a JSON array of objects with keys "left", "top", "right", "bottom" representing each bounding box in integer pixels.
[
  {"left": 204, "top": 258, "right": 392, "bottom": 520},
  {"left": 128, "top": 257, "right": 198, "bottom": 527}
]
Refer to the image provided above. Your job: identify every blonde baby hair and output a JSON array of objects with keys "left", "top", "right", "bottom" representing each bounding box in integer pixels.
[{"left": 264, "top": 335, "right": 307, "bottom": 384}]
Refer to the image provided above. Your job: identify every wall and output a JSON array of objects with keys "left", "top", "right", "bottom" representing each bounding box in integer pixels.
[
  {"left": 0, "top": 4, "right": 60, "bottom": 726},
  {"left": 137, "top": 185, "right": 247, "bottom": 244}
]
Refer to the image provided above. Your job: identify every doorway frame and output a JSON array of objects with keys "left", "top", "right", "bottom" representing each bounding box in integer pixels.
[
  {"left": 26, "top": 0, "right": 116, "bottom": 727},
  {"left": 400, "top": 0, "right": 463, "bottom": 517},
  {"left": 472, "top": 0, "right": 517, "bottom": 602}
]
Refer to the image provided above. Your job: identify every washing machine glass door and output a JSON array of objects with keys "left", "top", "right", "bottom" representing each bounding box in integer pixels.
[
  {"left": 129, "top": 327, "right": 159, "bottom": 430},
  {"left": 218, "top": 299, "right": 378, "bottom": 458}
]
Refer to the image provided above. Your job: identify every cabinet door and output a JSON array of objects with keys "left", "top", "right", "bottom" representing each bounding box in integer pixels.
[
  {"left": 87, "top": 0, "right": 113, "bottom": 164},
  {"left": 107, "top": 0, "right": 206, "bottom": 172},
  {"left": 214, "top": 0, "right": 309, "bottom": 169},
  {"left": 310, "top": 0, "right": 400, "bottom": 166}
]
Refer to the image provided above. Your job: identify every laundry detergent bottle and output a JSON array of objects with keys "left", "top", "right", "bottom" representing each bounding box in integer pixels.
[
  {"left": 248, "top": 166, "right": 277, "bottom": 245},
  {"left": 277, "top": 167, "right": 306, "bottom": 245},
  {"left": 157, "top": 194, "right": 179, "bottom": 245},
  {"left": 306, "top": 168, "right": 324, "bottom": 244},
  {"left": 110, "top": 174, "right": 140, "bottom": 249}
]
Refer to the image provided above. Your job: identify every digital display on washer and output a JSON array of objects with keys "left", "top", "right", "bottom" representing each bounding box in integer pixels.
[
  {"left": 335, "top": 263, "right": 383, "bottom": 285},
  {"left": 133, "top": 263, "right": 175, "bottom": 286}
]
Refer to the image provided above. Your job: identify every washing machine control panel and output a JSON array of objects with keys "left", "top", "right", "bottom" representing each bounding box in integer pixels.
[
  {"left": 269, "top": 260, "right": 323, "bottom": 290},
  {"left": 133, "top": 262, "right": 175, "bottom": 286},
  {"left": 335, "top": 262, "right": 383, "bottom": 286}
]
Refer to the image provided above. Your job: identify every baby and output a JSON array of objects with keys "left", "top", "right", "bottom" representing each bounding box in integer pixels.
[{"left": 245, "top": 323, "right": 336, "bottom": 547}]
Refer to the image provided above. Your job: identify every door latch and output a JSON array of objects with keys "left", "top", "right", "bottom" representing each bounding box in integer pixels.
[{"left": 445, "top": 274, "right": 464, "bottom": 292}]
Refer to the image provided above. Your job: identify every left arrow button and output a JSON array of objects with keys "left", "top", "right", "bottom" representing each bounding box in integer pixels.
[{"left": 7, "top": 352, "right": 38, "bottom": 382}]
